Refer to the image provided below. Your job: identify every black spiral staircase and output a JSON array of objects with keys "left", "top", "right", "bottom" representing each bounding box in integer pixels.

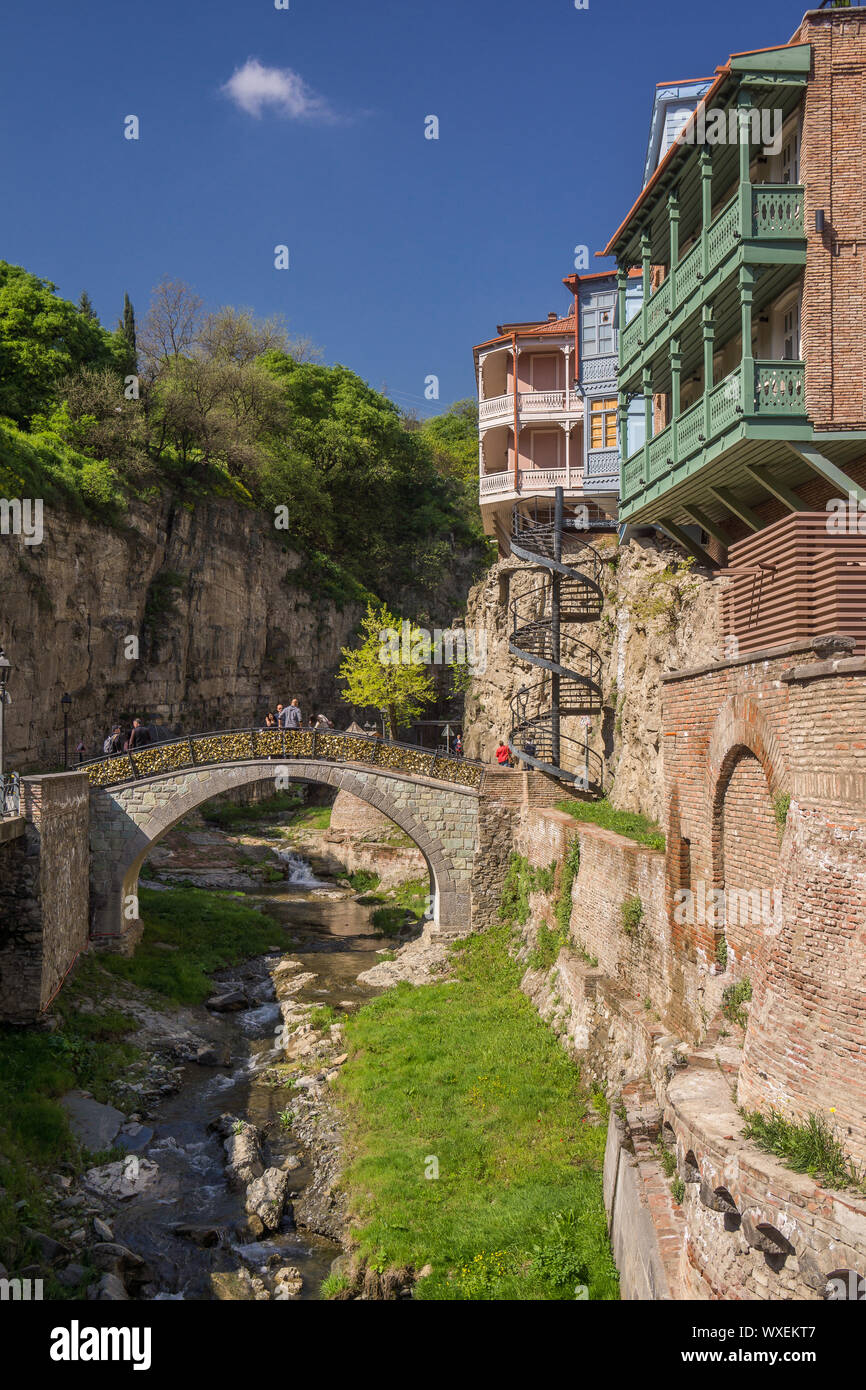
[{"left": 507, "top": 489, "right": 605, "bottom": 793}]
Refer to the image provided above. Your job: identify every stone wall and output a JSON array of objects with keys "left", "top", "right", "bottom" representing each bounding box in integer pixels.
[
  {"left": 329, "top": 790, "right": 395, "bottom": 837},
  {"left": 504, "top": 800, "right": 866, "bottom": 1301},
  {"left": 0, "top": 774, "right": 90, "bottom": 1022},
  {"left": 0, "top": 492, "right": 362, "bottom": 772}
]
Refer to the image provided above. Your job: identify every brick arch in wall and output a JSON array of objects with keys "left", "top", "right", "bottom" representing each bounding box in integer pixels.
[
  {"left": 88, "top": 760, "right": 479, "bottom": 945},
  {"left": 707, "top": 698, "right": 787, "bottom": 976}
]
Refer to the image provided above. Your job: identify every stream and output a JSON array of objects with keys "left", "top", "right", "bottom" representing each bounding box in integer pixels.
[{"left": 108, "top": 853, "right": 386, "bottom": 1301}]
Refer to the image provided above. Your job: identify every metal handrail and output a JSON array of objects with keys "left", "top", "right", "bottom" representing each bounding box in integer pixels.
[
  {"left": 507, "top": 506, "right": 605, "bottom": 790},
  {"left": 0, "top": 771, "right": 20, "bottom": 817}
]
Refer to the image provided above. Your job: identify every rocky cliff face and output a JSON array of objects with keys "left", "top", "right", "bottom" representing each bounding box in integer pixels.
[
  {"left": 461, "top": 533, "right": 724, "bottom": 821},
  {"left": 1, "top": 493, "right": 362, "bottom": 770}
]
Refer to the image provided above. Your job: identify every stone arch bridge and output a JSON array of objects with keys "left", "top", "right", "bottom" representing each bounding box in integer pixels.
[
  {"left": 0, "top": 727, "right": 534, "bottom": 1021},
  {"left": 87, "top": 728, "right": 486, "bottom": 946}
]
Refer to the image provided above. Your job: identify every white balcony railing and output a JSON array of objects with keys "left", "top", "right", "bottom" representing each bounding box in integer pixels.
[
  {"left": 479, "top": 468, "right": 585, "bottom": 497},
  {"left": 478, "top": 390, "right": 583, "bottom": 423}
]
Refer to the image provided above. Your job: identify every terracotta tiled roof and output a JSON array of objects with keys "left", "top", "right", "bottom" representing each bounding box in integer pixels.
[{"left": 526, "top": 314, "right": 575, "bottom": 335}]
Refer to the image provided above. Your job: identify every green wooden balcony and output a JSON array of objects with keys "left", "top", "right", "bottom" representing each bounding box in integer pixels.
[
  {"left": 620, "top": 185, "right": 805, "bottom": 376},
  {"left": 620, "top": 359, "right": 807, "bottom": 514}
]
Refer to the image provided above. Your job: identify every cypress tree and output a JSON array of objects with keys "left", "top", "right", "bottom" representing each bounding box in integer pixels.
[
  {"left": 121, "top": 292, "right": 136, "bottom": 352},
  {"left": 78, "top": 290, "right": 97, "bottom": 321}
]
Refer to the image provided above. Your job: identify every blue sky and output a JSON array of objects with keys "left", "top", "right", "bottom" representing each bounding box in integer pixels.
[{"left": 1, "top": 0, "right": 807, "bottom": 414}]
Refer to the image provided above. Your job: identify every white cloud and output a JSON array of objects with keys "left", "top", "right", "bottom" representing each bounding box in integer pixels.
[{"left": 221, "top": 58, "right": 337, "bottom": 122}]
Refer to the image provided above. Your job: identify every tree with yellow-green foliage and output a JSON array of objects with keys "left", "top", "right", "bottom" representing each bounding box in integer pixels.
[{"left": 338, "top": 601, "right": 435, "bottom": 739}]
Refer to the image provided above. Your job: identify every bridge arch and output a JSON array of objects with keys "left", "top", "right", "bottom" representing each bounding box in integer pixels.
[{"left": 89, "top": 758, "right": 479, "bottom": 948}]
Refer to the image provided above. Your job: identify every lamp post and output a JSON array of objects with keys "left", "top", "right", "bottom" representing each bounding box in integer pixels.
[
  {"left": 61, "top": 692, "right": 72, "bottom": 769},
  {"left": 379, "top": 708, "right": 388, "bottom": 740},
  {"left": 0, "top": 648, "right": 10, "bottom": 781}
]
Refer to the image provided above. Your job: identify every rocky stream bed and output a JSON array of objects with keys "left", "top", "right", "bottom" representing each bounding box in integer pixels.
[{"left": 29, "top": 819, "right": 436, "bottom": 1302}]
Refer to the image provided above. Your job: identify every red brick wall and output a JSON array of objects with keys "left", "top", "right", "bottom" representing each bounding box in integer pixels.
[
  {"left": 793, "top": 10, "right": 866, "bottom": 430},
  {"left": 662, "top": 637, "right": 866, "bottom": 1162},
  {"left": 719, "top": 751, "right": 780, "bottom": 974}
]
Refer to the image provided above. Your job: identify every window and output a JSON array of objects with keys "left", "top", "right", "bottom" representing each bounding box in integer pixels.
[
  {"left": 582, "top": 293, "right": 616, "bottom": 357},
  {"left": 589, "top": 398, "right": 617, "bottom": 450}
]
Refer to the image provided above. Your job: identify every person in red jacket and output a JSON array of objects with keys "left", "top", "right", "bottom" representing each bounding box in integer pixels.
[{"left": 495, "top": 740, "right": 512, "bottom": 767}]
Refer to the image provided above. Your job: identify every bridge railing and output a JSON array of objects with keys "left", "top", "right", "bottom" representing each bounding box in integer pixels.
[
  {"left": 80, "top": 727, "right": 486, "bottom": 792},
  {"left": 1, "top": 771, "right": 20, "bottom": 818}
]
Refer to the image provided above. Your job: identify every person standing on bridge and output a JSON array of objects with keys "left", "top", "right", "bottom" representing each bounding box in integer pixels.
[
  {"left": 280, "top": 698, "right": 302, "bottom": 730},
  {"left": 128, "top": 718, "right": 152, "bottom": 751}
]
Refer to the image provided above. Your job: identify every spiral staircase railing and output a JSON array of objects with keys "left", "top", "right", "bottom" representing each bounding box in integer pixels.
[{"left": 508, "top": 492, "right": 605, "bottom": 792}]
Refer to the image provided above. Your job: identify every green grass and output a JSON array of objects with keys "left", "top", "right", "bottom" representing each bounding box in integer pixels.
[
  {"left": 365, "top": 878, "right": 430, "bottom": 937},
  {"left": 336, "top": 918, "right": 619, "bottom": 1301},
  {"left": 741, "top": 1107, "right": 864, "bottom": 1191},
  {"left": 201, "top": 790, "right": 304, "bottom": 830},
  {"left": 348, "top": 869, "right": 381, "bottom": 894},
  {"left": 100, "top": 885, "right": 283, "bottom": 1005},
  {"left": 557, "top": 797, "right": 665, "bottom": 851},
  {"left": 0, "top": 958, "right": 139, "bottom": 1283},
  {"left": 289, "top": 804, "right": 332, "bottom": 830},
  {"left": 308, "top": 1005, "right": 339, "bottom": 1031}
]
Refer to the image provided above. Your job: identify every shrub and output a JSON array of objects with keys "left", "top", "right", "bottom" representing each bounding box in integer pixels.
[
  {"left": 670, "top": 1177, "right": 686, "bottom": 1205},
  {"left": 498, "top": 854, "right": 532, "bottom": 928},
  {"left": 774, "top": 791, "right": 791, "bottom": 835},
  {"left": 349, "top": 869, "right": 380, "bottom": 894},
  {"left": 721, "top": 978, "right": 752, "bottom": 1028},
  {"left": 620, "top": 894, "right": 643, "bottom": 938}
]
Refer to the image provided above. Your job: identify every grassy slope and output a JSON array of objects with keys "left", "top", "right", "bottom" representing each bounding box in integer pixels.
[
  {"left": 100, "top": 885, "right": 283, "bottom": 1005},
  {"left": 336, "top": 920, "right": 618, "bottom": 1300},
  {"left": 557, "top": 796, "right": 666, "bottom": 851}
]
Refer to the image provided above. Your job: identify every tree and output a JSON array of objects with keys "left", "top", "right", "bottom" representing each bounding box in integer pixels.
[
  {"left": 78, "top": 290, "right": 98, "bottom": 321},
  {"left": 121, "top": 292, "right": 136, "bottom": 352},
  {"left": 338, "top": 600, "right": 435, "bottom": 738},
  {"left": 138, "top": 277, "right": 203, "bottom": 377},
  {"left": 0, "top": 262, "right": 127, "bottom": 425}
]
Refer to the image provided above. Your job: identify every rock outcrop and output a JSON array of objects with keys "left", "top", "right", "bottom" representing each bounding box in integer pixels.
[{"left": 1, "top": 491, "right": 362, "bottom": 770}]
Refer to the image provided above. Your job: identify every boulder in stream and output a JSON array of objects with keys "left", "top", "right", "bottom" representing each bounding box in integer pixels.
[
  {"left": 206, "top": 990, "right": 249, "bottom": 1012},
  {"left": 223, "top": 1123, "right": 264, "bottom": 1190},
  {"left": 245, "top": 1167, "right": 289, "bottom": 1233},
  {"left": 83, "top": 1157, "right": 159, "bottom": 1200}
]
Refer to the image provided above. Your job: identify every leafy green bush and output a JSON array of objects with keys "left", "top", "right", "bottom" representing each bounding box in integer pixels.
[
  {"left": 722, "top": 977, "right": 752, "bottom": 1027},
  {"left": 349, "top": 869, "right": 381, "bottom": 894},
  {"left": 620, "top": 895, "right": 643, "bottom": 938}
]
